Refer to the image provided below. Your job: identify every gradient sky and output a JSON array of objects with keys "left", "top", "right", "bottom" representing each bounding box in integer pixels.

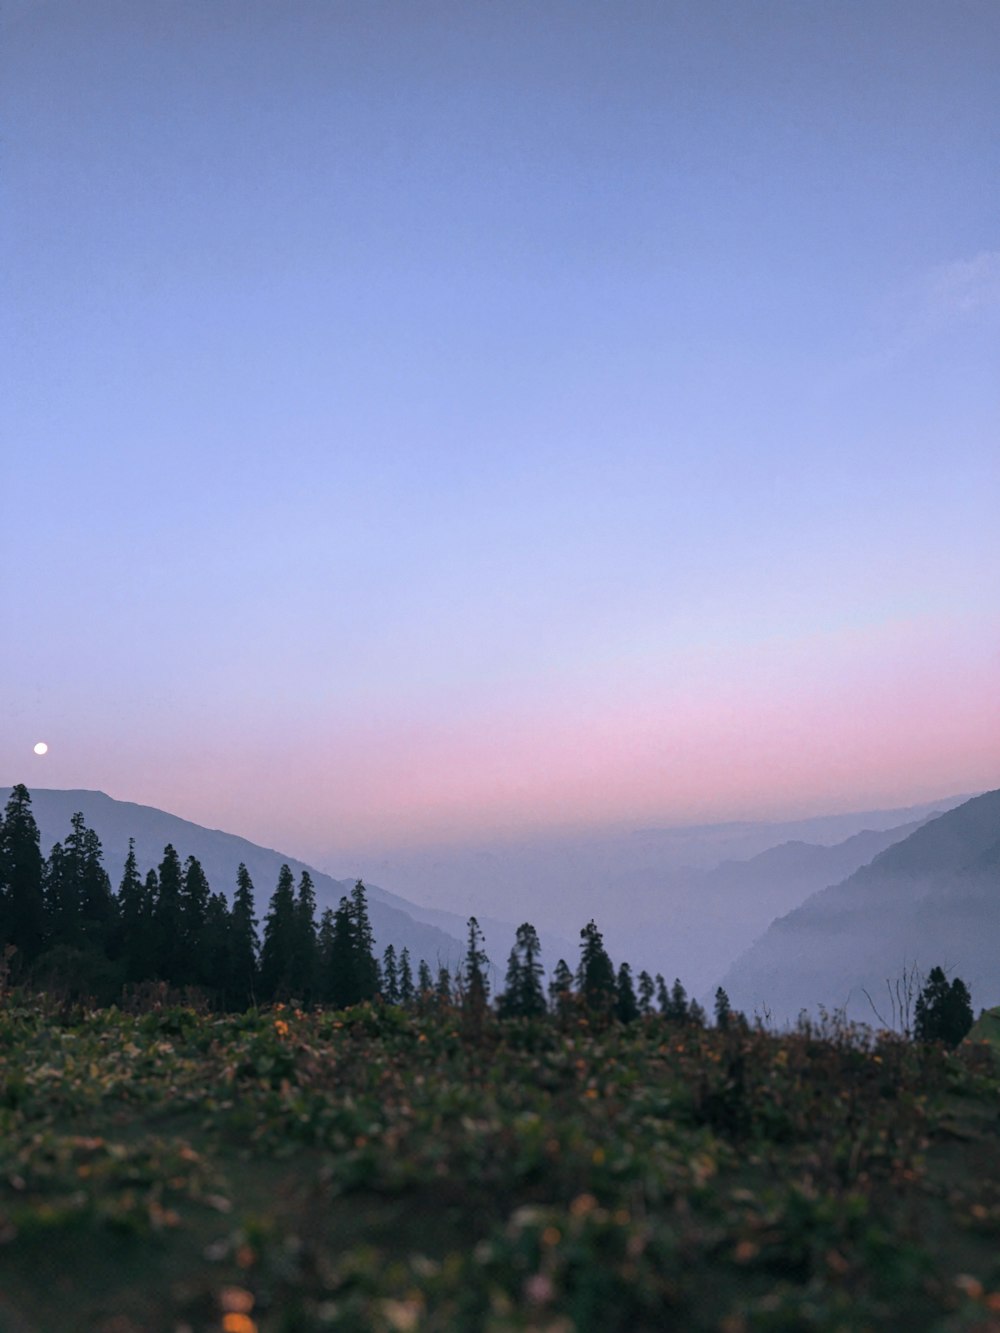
[{"left": 2, "top": 0, "right": 998, "bottom": 864}]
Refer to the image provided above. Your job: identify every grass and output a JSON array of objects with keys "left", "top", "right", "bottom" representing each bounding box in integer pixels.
[{"left": 1, "top": 998, "right": 999, "bottom": 1332}]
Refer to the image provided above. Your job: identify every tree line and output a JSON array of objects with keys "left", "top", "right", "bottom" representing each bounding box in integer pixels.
[{"left": 0, "top": 785, "right": 976, "bottom": 1043}]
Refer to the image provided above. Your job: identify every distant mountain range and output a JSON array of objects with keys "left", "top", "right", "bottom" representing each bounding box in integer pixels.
[
  {"left": 2, "top": 787, "right": 467, "bottom": 972},
  {"left": 720, "top": 788, "right": 1000, "bottom": 1024},
  {"left": 6, "top": 785, "right": 990, "bottom": 1010},
  {"left": 607, "top": 816, "right": 939, "bottom": 996},
  {"left": 0, "top": 787, "right": 576, "bottom": 983}
]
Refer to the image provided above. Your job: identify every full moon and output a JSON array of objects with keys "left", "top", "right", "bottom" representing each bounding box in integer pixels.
[{"left": 33, "top": 742, "right": 48, "bottom": 756}]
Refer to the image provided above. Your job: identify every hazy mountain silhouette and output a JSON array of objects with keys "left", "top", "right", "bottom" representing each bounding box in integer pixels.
[
  {"left": 720, "top": 788, "right": 1000, "bottom": 1025},
  {"left": 3, "top": 788, "right": 466, "bottom": 971},
  {"left": 605, "top": 817, "right": 937, "bottom": 995}
]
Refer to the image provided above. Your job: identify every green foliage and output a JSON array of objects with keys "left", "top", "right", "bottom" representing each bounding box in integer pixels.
[
  {"left": 0, "top": 1000, "right": 997, "bottom": 1331},
  {"left": 259, "top": 864, "right": 297, "bottom": 1001},
  {"left": 576, "top": 920, "right": 616, "bottom": 1017},
  {"left": 615, "top": 961, "right": 639, "bottom": 1024},
  {"left": 381, "top": 942, "right": 400, "bottom": 1005},
  {"left": 0, "top": 785, "right": 46, "bottom": 964},
  {"left": 549, "top": 957, "right": 574, "bottom": 1017},
  {"left": 500, "top": 922, "right": 547, "bottom": 1019},
  {"left": 915, "top": 966, "right": 974, "bottom": 1047}
]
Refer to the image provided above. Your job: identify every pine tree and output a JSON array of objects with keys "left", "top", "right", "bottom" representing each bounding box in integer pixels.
[
  {"left": 399, "top": 947, "right": 415, "bottom": 1007},
  {"left": 43, "top": 841, "right": 78, "bottom": 946},
  {"left": 349, "top": 880, "right": 379, "bottom": 1002},
  {"left": 615, "top": 961, "right": 639, "bottom": 1024},
  {"left": 180, "top": 855, "right": 211, "bottom": 985},
  {"left": 667, "top": 978, "right": 689, "bottom": 1024},
  {"left": 436, "top": 964, "right": 453, "bottom": 1007},
  {"left": 655, "top": 974, "right": 669, "bottom": 1016},
  {"left": 327, "top": 896, "right": 358, "bottom": 1008},
  {"left": 382, "top": 944, "right": 400, "bottom": 1004},
  {"left": 292, "top": 871, "right": 319, "bottom": 1001},
  {"left": 637, "top": 969, "right": 655, "bottom": 1017},
  {"left": 417, "top": 959, "right": 433, "bottom": 1001},
  {"left": 914, "top": 967, "right": 974, "bottom": 1047},
  {"left": 113, "top": 839, "right": 142, "bottom": 961},
  {"left": 576, "top": 920, "right": 616, "bottom": 1017},
  {"left": 202, "top": 892, "right": 231, "bottom": 1003},
  {"left": 116, "top": 840, "right": 156, "bottom": 981},
  {"left": 462, "top": 917, "right": 490, "bottom": 1016},
  {"left": 153, "top": 845, "right": 185, "bottom": 983},
  {"left": 316, "top": 907, "right": 335, "bottom": 1004},
  {"left": 714, "top": 987, "right": 732, "bottom": 1031},
  {"left": 229, "top": 864, "right": 259, "bottom": 1009},
  {"left": 549, "top": 958, "right": 574, "bottom": 1017},
  {"left": 72, "top": 815, "right": 116, "bottom": 950},
  {"left": 259, "top": 864, "right": 297, "bottom": 1001},
  {"left": 0, "top": 785, "right": 46, "bottom": 964},
  {"left": 499, "top": 922, "right": 546, "bottom": 1018}
]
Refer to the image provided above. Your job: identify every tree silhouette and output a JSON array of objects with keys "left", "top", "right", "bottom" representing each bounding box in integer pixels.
[
  {"left": 259, "top": 865, "right": 297, "bottom": 1001},
  {"left": 0, "top": 785, "right": 46, "bottom": 965},
  {"left": 499, "top": 922, "right": 546, "bottom": 1019},
  {"left": 914, "top": 966, "right": 973, "bottom": 1047},
  {"left": 399, "top": 947, "right": 415, "bottom": 1007},
  {"left": 229, "top": 864, "right": 260, "bottom": 1008},
  {"left": 576, "top": 920, "right": 615, "bottom": 1016},
  {"left": 382, "top": 943, "right": 400, "bottom": 1005},
  {"left": 615, "top": 962, "right": 639, "bottom": 1024}
]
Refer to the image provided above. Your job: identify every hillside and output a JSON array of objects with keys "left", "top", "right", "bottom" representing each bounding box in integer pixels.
[
  {"left": 2, "top": 787, "right": 466, "bottom": 973},
  {"left": 603, "top": 817, "right": 934, "bottom": 996},
  {"left": 720, "top": 788, "right": 1000, "bottom": 1024}
]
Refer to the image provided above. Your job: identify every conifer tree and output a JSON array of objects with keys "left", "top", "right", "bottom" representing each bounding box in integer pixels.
[
  {"left": 229, "top": 864, "right": 259, "bottom": 1009},
  {"left": 116, "top": 840, "right": 156, "bottom": 981},
  {"left": 399, "top": 947, "right": 415, "bottom": 1007},
  {"left": 382, "top": 943, "right": 400, "bottom": 1004},
  {"left": 915, "top": 967, "right": 974, "bottom": 1047},
  {"left": 462, "top": 917, "right": 490, "bottom": 1015},
  {"left": 180, "top": 855, "right": 211, "bottom": 983},
  {"left": 499, "top": 922, "right": 546, "bottom": 1018},
  {"left": 113, "top": 839, "right": 142, "bottom": 961},
  {"left": 615, "top": 961, "right": 639, "bottom": 1024},
  {"left": 655, "top": 973, "right": 670, "bottom": 1016},
  {"left": 436, "top": 964, "right": 453, "bottom": 1007},
  {"left": 637, "top": 969, "right": 655, "bottom": 1017},
  {"left": 153, "top": 845, "right": 185, "bottom": 983},
  {"left": 549, "top": 958, "right": 574, "bottom": 1017},
  {"left": 317, "top": 907, "right": 335, "bottom": 1004},
  {"left": 259, "top": 864, "right": 297, "bottom": 1001},
  {"left": 417, "top": 959, "right": 433, "bottom": 999},
  {"left": 714, "top": 987, "right": 732, "bottom": 1031},
  {"left": 202, "top": 891, "right": 231, "bottom": 1002},
  {"left": 327, "top": 896, "right": 358, "bottom": 1008},
  {"left": 576, "top": 920, "right": 616, "bottom": 1016},
  {"left": 70, "top": 815, "right": 116, "bottom": 949},
  {"left": 43, "top": 841, "right": 77, "bottom": 946},
  {"left": 0, "top": 785, "right": 46, "bottom": 963},
  {"left": 292, "top": 870, "right": 319, "bottom": 1001},
  {"left": 667, "top": 978, "right": 689, "bottom": 1024},
  {"left": 349, "top": 880, "right": 379, "bottom": 1002}
]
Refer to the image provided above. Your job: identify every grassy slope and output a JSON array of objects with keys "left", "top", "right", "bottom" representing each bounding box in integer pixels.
[{"left": 1, "top": 1001, "right": 1000, "bottom": 1332}]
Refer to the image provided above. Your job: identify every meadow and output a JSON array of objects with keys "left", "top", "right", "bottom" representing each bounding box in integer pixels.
[{"left": 1, "top": 998, "right": 999, "bottom": 1333}]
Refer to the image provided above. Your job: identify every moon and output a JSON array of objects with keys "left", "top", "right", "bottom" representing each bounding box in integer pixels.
[{"left": 33, "top": 742, "right": 48, "bottom": 756}]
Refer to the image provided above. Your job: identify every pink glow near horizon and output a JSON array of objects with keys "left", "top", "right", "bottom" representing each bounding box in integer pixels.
[{"left": 23, "top": 611, "right": 996, "bottom": 861}]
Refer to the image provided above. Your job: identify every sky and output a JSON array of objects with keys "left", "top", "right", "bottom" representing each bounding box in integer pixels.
[{"left": 2, "top": 0, "right": 998, "bottom": 867}]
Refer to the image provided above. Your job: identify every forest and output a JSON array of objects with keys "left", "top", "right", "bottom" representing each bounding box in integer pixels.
[{"left": 0, "top": 784, "right": 716, "bottom": 1026}]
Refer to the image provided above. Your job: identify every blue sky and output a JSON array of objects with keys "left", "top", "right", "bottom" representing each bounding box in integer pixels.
[{"left": 2, "top": 1, "right": 998, "bottom": 859}]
